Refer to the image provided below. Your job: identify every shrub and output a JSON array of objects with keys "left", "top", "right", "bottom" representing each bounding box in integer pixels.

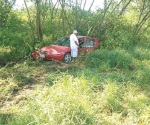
[
  {"left": 0, "top": 12, "right": 34, "bottom": 64},
  {"left": 109, "top": 50, "right": 133, "bottom": 69},
  {"left": 100, "top": 15, "right": 134, "bottom": 50},
  {"left": 85, "top": 49, "right": 133, "bottom": 70},
  {"left": 139, "top": 68, "right": 150, "bottom": 85}
]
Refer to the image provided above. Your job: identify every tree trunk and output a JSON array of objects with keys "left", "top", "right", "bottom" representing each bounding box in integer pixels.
[
  {"left": 24, "top": 0, "right": 36, "bottom": 43},
  {"left": 90, "top": 0, "right": 113, "bottom": 36},
  {"left": 36, "top": 0, "right": 43, "bottom": 41},
  {"left": 119, "top": 0, "right": 132, "bottom": 16},
  {"left": 104, "top": 0, "right": 107, "bottom": 12},
  {"left": 111, "top": 0, "right": 123, "bottom": 14}
]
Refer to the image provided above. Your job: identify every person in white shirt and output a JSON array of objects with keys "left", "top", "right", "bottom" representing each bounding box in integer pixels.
[{"left": 70, "top": 30, "right": 79, "bottom": 59}]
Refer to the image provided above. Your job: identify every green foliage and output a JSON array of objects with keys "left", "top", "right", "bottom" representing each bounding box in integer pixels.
[
  {"left": 85, "top": 49, "right": 133, "bottom": 70},
  {"left": 1, "top": 1, "right": 149, "bottom": 66},
  {"left": 135, "top": 67, "right": 150, "bottom": 85},
  {"left": 0, "top": 12, "right": 34, "bottom": 64},
  {"left": 131, "top": 43, "right": 150, "bottom": 60},
  {"left": 0, "top": 1, "right": 150, "bottom": 125},
  {"left": 6, "top": 73, "right": 95, "bottom": 125},
  {"left": 0, "top": 55, "right": 150, "bottom": 125},
  {"left": 45, "top": 73, "right": 57, "bottom": 86},
  {"left": 100, "top": 15, "right": 134, "bottom": 49}
]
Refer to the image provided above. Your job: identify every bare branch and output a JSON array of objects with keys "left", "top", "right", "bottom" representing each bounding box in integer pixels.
[
  {"left": 119, "top": 0, "right": 132, "bottom": 16},
  {"left": 111, "top": 0, "right": 123, "bottom": 14},
  {"left": 23, "top": 0, "right": 36, "bottom": 43},
  {"left": 89, "top": 0, "right": 113, "bottom": 36},
  {"left": 88, "top": 0, "right": 94, "bottom": 12}
]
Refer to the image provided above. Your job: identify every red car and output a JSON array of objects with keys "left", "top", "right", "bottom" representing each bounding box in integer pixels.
[{"left": 31, "top": 36, "right": 100, "bottom": 63}]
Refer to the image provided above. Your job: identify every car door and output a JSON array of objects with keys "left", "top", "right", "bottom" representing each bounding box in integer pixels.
[{"left": 78, "top": 39, "right": 95, "bottom": 53}]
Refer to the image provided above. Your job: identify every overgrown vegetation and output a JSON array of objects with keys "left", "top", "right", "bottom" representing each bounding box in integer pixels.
[
  {"left": 0, "top": 0, "right": 150, "bottom": 124},
  {"left": 0, "top": 52, "right": 150, "bottom": 124}
]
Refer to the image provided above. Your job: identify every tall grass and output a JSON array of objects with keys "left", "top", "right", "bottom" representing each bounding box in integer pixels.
[
  {"left": 2, "top": 72, "right": 149, "bottom": 125},
  {"left": 85, "top": 49, "right": 133, "bottom": 70},
  {"left": 1, "top": 16, "right": 150, "bottom": 124},
  {"left": 1, "top": 38, "right": 150, "bottom": 124}
]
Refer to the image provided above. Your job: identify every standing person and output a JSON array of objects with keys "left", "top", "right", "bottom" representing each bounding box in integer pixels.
[{"left": 70, "top": 30, "right": 79, "bottom": 60}]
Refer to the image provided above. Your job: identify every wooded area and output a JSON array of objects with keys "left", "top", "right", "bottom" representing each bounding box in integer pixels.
[
  {"left": 0, "top": 0, "right": 150, "bottom": 125},
  {"left": 0, "top": 0, "right": 150, "bottom": 65}
]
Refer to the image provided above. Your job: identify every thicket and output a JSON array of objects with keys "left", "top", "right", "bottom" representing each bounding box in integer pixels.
[
  {"left": 0, "top": 12, "right": 34, "bottom": 65},
  {"left": 1, "top": 0, "right": 150, "bottom": 66},
  {"left": 0, "top": 0, "right": 150, "bottom": 124},
  {"left": 1, "top": 12, "right": 149, "bottom": 65}
]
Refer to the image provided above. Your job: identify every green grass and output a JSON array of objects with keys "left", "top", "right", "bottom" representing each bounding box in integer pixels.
[
  {"left": 85, "top": 49, "right": 133, "bottom": 70},
  {"left": 1, "top": 72, "right": 149, "bottom": 125},
  {"left": 0, "top": 40, "right": 150, "bottom": 125}
]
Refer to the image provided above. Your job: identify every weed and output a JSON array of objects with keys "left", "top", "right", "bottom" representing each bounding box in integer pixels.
[{"left": 85, "top": 49, "right": 133, "bottom": 70}]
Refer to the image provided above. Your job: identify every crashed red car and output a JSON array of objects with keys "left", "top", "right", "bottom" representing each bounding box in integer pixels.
[{"left": 31, "top": 36, "right": 100, "bottom": 63}]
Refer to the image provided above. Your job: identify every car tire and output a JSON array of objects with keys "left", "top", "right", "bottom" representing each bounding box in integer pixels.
[{"left": 63, "top": 53, "right": 71, "bottom": 63}]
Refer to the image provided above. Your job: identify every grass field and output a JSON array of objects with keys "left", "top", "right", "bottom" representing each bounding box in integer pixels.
[{"left": 0, "top": 42, "right": 150, "bottom": 124}]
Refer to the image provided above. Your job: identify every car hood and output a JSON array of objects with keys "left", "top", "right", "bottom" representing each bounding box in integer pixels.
[{"left": 40, "top": 45, "right": 70, "bottom": 53}]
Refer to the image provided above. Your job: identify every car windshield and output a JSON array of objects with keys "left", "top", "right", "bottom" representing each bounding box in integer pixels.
[{"left": 53, "top": 37, "right": 70, "bottom": 47}]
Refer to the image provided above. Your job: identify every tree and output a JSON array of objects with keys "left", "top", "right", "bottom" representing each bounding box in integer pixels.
[
  {"left": 35, "top": 0, "right": 43, "bottom": 41},
  {"left": 133, "top": 0, "right": 150, "bottom": 34},
  {"left": 24, "top": 0, "right": 36, "bottom": 43},
  {"left": 0, "top": 0, "right": 16, "bottom": 27}
]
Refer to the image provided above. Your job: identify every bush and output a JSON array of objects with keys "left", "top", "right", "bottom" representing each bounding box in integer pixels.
[
  {"left": 138, "top": 67, "right": 150, "bottom": 85},
  {"left": 100, "top": 15, "right": 134, "bottom": 50},
  {"left": 0, "top": 12, "right": 34, "bottom": 64},
  {"left": 109, "top": 50, "right": 133, "bottom": 69},
  {"left": 85, "top": 49, "right": 133, "bottom": 70}
]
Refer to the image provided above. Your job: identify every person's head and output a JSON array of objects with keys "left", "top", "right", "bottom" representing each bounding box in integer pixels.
[{"left": 73, "top": 30, "right": 78, "bottom": 35}]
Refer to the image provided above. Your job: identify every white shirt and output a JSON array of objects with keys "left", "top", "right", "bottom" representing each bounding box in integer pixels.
[{"left": 70, "top": 34, "right": 79, "bottom": 48}]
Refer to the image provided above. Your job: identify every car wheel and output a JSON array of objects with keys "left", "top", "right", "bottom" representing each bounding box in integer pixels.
[{"left": 63, "top": 53, "right": 71, "bottom": 63}]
